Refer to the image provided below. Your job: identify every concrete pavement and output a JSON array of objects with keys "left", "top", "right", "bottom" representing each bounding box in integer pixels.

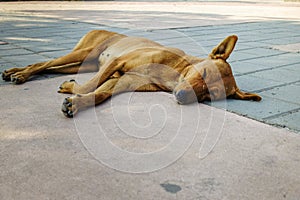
[{"left": 0, "top": 1, "right": 300, "bottom": 199}]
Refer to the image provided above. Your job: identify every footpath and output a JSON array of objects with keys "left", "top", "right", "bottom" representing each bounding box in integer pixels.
[{"left": 0, "top": 1, "right": 300, "bottom": 199}]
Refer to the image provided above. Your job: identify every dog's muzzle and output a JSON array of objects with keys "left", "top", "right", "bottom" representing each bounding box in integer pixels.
[{"left": 174, "top": 89, "right": 197, "bottom": 105}]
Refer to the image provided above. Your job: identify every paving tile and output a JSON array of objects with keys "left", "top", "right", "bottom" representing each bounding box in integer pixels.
[
  {"left": 156, "top": 36, "right": 199, "bottom": 46},
  {"left": 239, "top": 34, "right": 278, "bottom": 43},
  {"left": 243, "top": 41, "right": 270, "bottom": 48},
  {"left": 280, "top": 62, "right": 300, "bottom": 72},
  {"left": 54, "top": 37, "right": 79, "bottom": 45},
  {"left": 0, "top": 59, "right": 8, "bottom": 64},
  {"left": 272, "top": 43, "right": 300, "bottom": 53},
  {"left": 228, "top": 51, "right": 262, "bottom": 63},
  {"left": 250, "top": 68, "right": 300, "bottom": 84},
  {"left": 175, "top": 43, "right": 209, "bottom": 57},
  {"left": 105, "top": 27, "right": 129, "bottom": 34},
  {"left": 180, "top": 25, "right": 240, "bottom": 37},
  {"left": 234, "top": 44, "right": 256, "bottom": 51},
  {"left": 205, "top": 95, "right": 300, "bottom": 120},
  {"left": 39, "top": 50, "right": 72, "bottom": 59},
  {"left": 0, "top": 48, "right": 35, "bottom": 57},
  {"left": 18, "top": 29, "right": 73, "bottom": 38},
  {"left": 0, "top": 43, "right": 19, "bottom": 50},
  {"left": 245, "top": 53, "right": 300, "bottom": 68},
  {"left": 261, "top": 83, "right": 300, "bottom": 106},
  {"left": 235, "top": 74, "right": 283, "bottom": 93},
  {"left": 267, "top": 110, "right": 300, "bottom": 132},
  {"left": 0, "top": 30, "right": 23, "bottom": 37},
  {"left": 252, "top": 28, "right": 286, "bottom": 35},
  {"left": 261, "top": 36, "right": 300, "bottom": 45},
  {"left": 230, "top": 61, "right": 272, "bottom": 75},
  {"left": 0, "top": 61, "right": 18, "bottom": 83},
  {"left": 1, "top": 37, "right": 52, "bottom": 46},
  {"left": 62, "top": 31, "right": 92, "bottom": 40},
  {"left": 192, "top": 39, "right": 221, "bottom": 49},
  {"left": 237, "top": 47, "right": 285, "bottom": 57},
  {"left": 16, "top": 42, "right": 68, "bottom": 53},
  {"left": 1, "top": 54, "right": 50, "bottom": 67},
  {"left": 131, "top": 32, "right": 183, "bottom": 44},
  {"left": 0, "top": 62, "right": 14, "bottom": 72}
]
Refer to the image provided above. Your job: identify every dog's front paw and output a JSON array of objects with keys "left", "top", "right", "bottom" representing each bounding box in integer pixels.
[
  {"left": 61, "top": 97, "right": 78, "bottom": 118},
  {"left": 58, "top": 79, "right": 79, "bottom": 94}
]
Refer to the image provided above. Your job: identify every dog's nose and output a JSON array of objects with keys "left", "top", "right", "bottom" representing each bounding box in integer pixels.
[
  {"left": 175, "top": 90, "right": 187, "bottom": 104},
  {"left": 175, "top": 89, "right": 198, "bottom": 104},
  {"left": 176, "top": 90, "right": 186, "bottom": 99}
]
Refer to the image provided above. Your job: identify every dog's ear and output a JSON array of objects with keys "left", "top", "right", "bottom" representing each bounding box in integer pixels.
[{"left": 209, "top": 35, "right": 238, "bottom": 60}]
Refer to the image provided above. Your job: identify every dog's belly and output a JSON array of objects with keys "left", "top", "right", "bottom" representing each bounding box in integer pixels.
[{"left": 98, "top": 37, "right": 162, "bottom": 66}]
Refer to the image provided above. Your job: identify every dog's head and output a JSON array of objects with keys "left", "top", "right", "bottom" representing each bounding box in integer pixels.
[{"left": 174, "top": 35, "right": 261, "bottom": 104}]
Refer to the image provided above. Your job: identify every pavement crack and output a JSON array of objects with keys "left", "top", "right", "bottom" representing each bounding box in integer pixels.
[
  {"left": 253, "top": 80, "right": 300, "bottom": 93},
  {"left": 263, "top": 107, "right": 300, "bottom": 121},
  {"left": 234, "top": 60, "right": 300, "bottom": 78}
]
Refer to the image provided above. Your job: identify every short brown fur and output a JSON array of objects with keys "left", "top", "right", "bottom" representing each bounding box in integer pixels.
[{"left": 2, "top": 30, "right": 261, "bottom": 117}]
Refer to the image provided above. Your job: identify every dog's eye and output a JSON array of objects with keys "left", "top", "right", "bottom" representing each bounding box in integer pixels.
[{"left": 202, "top": 68, "right": 207, "bottom": 79}]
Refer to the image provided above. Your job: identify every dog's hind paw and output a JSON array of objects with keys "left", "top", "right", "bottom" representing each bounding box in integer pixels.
[
  {"left": 2, "top": 70, "right": 11, "bottom": 81},
  {"left": 2, "top": 68, "right": 24, "bottom": 82},
  {"left": 11, "top": 74, "right": 27, "bottom": 84},
  {"left": 62, "top": 97, "right": 77, "bottom": 118}
]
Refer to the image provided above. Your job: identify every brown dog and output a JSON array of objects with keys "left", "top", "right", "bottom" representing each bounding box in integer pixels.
[{"left": 2, "top": 30, "right": 261, "bottom": 117}]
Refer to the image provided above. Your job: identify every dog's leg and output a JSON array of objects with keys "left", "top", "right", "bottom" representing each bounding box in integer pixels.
[
  {"left": 44, "top": 60, "right": 99, "bottom": 74},
  {"left": 61, "top": 78, "right": 119, "bottom": 117},
  {"left": 2, "top": 61, "right": 48, "bottom": 81},
  {"left": 44, "top": 40, "right": 113, "bottom": 75},
  {"left": 61, "top": 73, "right": 162, "bottom": 117},
  {"left": 43, "top": 62, "right": 82, "bottom": 74},
  {"left": 231, "top": 89, "right": 262, "bottom": 101},
  {"left": 58, "top": 59, "right": 126, "bottom": 94},
  {"left": 2, "top": 30, "right": 124, "bottom": 84},
  {"left": 2, "top": 48, "right": 95, "bottom": 84}
]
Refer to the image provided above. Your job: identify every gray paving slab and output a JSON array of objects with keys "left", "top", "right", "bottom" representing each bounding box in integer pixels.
[
  {"left": 0, "top": 62, "right": 14, "bottom": 75},
  {"left": 281, "top": 62, "right": 300, "bottom": 72},
  {"left": 1, "top": 54, "right": 50, "bottom": 67},
  {"left": 39, "top": 49, "right": 72, "bottom": 59},
  {"left": 228, "top": 51, "right": 263, "bottom": 62},
  {"left": 244, "top": 53, "right": 300, "bottom": 69},
  {"left": 206, "top": 95, "right": 300, "bottom": 121},
  {"left": 0, "top": 43, "right": 19, "bottom": 50},
  {"left": 273, "top": 42, "right": 300, "bottom": 53},
  {"left": 0, "top": 48, "right": 35, "bottom": 57},
  {"left": 14, "top": 43, "right": 68, "bottom": 53},
  {"left": 230, "top": 61, "right": 273, "bottom": 75},
  {"left": 267, "top": 110, "right": 300, "bottom": 131},
  {"left": 235, "top": 74, "right": 283, "bottom": 92},
  {"left": 261, "top": 83, "right": 300, "bottom": 105},
  {"left": 251, "top": 67, "right": 300, "bottom": 84},
  {"left": 236, "top": 47, "right": 285, "bottom": 57}
]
